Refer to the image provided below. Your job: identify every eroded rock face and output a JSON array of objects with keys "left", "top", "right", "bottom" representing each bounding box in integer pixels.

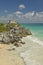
[{"left": 0, "top": 20, "right": 32, "bottom": 47}]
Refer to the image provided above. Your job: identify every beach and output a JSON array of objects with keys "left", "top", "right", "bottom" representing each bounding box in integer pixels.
[
  {"left": 20, "top": 36, "right": 43, "bottom": 65},
  {"left": 0, "top": 44, "right": 25, "bottom": 65},
  {"left": 0, "top": 23, "right": 43, "bottom": 65},
  {"left": 0, "top": 0, "right": 43, "bottom": 65},
  {"left": 0, "top": 35, "right": 43, "bottom": 65},
  {"left": 0, "top": 20, "right": 32, "bottom": 65}
]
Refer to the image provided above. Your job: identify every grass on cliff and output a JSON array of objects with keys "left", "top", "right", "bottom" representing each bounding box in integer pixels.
[{"left": 0, "top": 23, "right": 21, "bottom": 32}]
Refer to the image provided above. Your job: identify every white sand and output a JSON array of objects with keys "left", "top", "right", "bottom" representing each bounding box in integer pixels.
[
  {"left": 0, "top": 44, "right": 25, "bottom": 65},
  {"left": 0, "top": 36, "right": 43, "bottom": 65}
]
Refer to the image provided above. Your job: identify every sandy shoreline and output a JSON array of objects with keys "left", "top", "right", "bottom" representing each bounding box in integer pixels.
[
  {"left": 0, "top": 44, "right": 25, "bottom": 65},
  {"left": 0, "top": 36, "right": 43, "bottom": 65},
  {"left": 20, "top": 36, "right": 43, "bottom": 65}
]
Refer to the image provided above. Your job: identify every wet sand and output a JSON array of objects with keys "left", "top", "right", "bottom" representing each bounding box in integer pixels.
[
  {"left": 0, "top": 36, "right": 43, "bottom": 65},
  {"left": 20, "top": 36, "right": 43, "bottom": 65}
]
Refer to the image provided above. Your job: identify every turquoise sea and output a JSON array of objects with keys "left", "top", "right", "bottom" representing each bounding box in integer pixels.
[
  {"left": 21, "top": 23, "right": 43, "bottom": 41},
  {"left": 19, "top": 23, "right": 43, "bottom": 65}
]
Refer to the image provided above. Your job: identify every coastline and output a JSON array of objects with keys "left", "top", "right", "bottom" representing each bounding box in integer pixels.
[
  {"left": 0, "top": 35, "right": 43, "bottom": 65},
  {"left": 20, "top": 36, "right": 43, "bottom": 65},
  {"left": 0, "top": 20, "right": 32, "bottom": 65}
]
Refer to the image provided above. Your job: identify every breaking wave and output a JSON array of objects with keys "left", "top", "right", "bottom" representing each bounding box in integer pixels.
[
  {"left": 20, "top": 36, "right": 43, "bottom": 65},
  {"left": 27, "top": 36, "right": 43, "bottom": 45}
]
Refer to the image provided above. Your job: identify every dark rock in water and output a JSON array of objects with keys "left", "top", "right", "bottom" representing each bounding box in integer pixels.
[
  {"left": 14, "top": 43, "right": 19, "bottom": 47},
  {"left": 21, "top": 41, "right": 25, "bottom": 44},
  {"left": 12, "top": 48, "right": 15, "bottom": 50},
  {"left": 19, "top": 41, "right": 25, "bottom": 44},
  {"left": 7, "top": 48, "right": 15, "bottom": 51}
]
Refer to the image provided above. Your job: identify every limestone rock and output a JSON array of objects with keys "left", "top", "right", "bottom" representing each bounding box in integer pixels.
[{"left": 0, "top": 20, "right": 32, "bottom": 47}]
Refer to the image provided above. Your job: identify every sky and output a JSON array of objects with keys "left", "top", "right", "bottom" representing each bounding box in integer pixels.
[{"left": 0, "top": 0, "right": 43, "bottom": 23}]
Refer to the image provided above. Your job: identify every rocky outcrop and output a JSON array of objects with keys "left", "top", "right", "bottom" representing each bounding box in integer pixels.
[{"left": 0, "top": 20, "right": 32, "bottom": 47}]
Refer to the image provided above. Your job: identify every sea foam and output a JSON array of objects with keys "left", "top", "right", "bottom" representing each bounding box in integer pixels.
[
  {"left": 20, "top": 36, "right": 43, "bottom": 65},
  {"left": 27, "top": 36, "right": 43, "bottom": 46}
]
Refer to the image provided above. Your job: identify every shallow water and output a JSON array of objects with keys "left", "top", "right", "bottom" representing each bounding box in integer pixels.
[
  {"left": 18, "top": 23, "right": 43, "bottom": 65},
  {"left": 21, "top": 23, "right": 43, "bottom": 41},
  {"left": 18, "top": 36, "right": 43, "bottom": 65}
]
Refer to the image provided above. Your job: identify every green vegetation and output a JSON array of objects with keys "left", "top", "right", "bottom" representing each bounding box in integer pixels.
[
  {"left": 0, "top": 22, "right": 21, "bottom": 32},
  {"left": 0, "top": 21, "right": 32, "bottom": 45},
  {"left": 0, "top": 21, "right": 32, "bottom": 36},
  {"left": 0, "top": 23, "right": 7, "bottom": 32}
]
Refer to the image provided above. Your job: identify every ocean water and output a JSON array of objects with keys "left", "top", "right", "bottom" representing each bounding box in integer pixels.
[
  {"left": 21, "top": 23, "right": 43, "bottom": 41},
  {"left": 19, "top": 23, "right": 43, "bottom": 65}
]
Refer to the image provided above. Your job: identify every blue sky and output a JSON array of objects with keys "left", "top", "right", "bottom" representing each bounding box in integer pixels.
[{"left": 0, "top": 0, "right": 43, "bottom": 23}]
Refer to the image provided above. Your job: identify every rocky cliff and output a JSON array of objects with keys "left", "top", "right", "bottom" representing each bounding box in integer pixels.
[{"left": 0, "top": 20, "right": 32, "bottom": 47}]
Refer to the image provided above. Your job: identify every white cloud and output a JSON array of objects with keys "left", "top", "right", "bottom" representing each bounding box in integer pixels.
[
  {"left": 0, "top": 13, "right": 14, "bottom": 21},
  {"left": 4, "top": 10, "right": 8, "bottom": 13},
  {"left": 24, "top": 11, "right": 35, "bottom": 18},
  {"left": 15, "top": 11, "right": 23, "bottom": 15},
  {"left": 15, "top": 11, "right": 43, "bottom": 23},
  {"left": 19, "top": 4, "right": 25, "bottom": 10},
  {"left": 14, "top": 11, "right": 23, "bottom": 18},
  {"left": 0, "top": 11, "right": 43, "bottom": 23}
]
